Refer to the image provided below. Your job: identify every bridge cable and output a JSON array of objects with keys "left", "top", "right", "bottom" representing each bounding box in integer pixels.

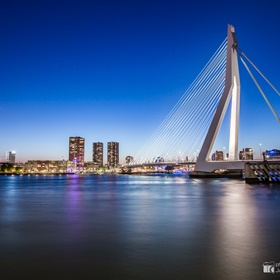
[
  {"left": 238, "top": 52, "right": 280, "bottom": 123},
  {"left": 135, "top": 38, "right": 228, "bottom": 163},
  {"left": 237, "top": 47, "right": 280, "bottom": 97}
]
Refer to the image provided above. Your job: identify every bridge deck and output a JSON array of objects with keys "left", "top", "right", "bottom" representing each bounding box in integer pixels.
[{"left": 124, "top": 162, "right": 196, "bottom": 168}]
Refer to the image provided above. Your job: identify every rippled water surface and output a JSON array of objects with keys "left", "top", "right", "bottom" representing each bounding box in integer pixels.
[{"left": 0, "top": 174, "right": 279, "bottom": 279}]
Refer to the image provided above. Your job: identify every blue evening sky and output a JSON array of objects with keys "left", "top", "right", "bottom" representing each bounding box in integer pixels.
[{"left": 1, "top": 0, "right": 279, "bottom": 162}]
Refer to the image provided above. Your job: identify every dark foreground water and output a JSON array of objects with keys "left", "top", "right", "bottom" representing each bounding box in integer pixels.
[{"left": 0, "top": 174, "right": 279, "bottom": 280}]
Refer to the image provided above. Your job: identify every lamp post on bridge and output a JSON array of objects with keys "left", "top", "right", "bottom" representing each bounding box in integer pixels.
[{"left": 259, "top": 143, "right": 262, "bottom": 160}]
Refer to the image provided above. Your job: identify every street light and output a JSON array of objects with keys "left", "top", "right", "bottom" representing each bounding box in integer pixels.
[{"left": 259, "top": 143, "right": 262, "bottom": 160}]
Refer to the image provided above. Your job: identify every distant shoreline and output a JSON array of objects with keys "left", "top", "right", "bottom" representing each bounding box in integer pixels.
[{"left": 0, "top": 172, "right": 75, "bottom": 176}]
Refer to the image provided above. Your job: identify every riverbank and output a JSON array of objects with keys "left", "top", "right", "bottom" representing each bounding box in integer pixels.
[{"left": 0, "top": 172, "right": 75, "bottom": 176}]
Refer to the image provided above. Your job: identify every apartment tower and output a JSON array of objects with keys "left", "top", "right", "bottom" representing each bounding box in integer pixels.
[
  {"left": 93, "top": 142, "right": 103, "bottom": 166},
  {"left": 69, "top": 136, "right": 85, "bottom": 168},
  {"left": 107, "top": 141, "right": 119, "bottom": 168}
]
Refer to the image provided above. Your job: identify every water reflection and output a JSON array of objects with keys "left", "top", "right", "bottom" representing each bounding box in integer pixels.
[
  {"left": 0, "top": 175, "right": 279, "bottom": 280},
  {"left": 64, "top": 176, "right": 83, "bottom": 244}
]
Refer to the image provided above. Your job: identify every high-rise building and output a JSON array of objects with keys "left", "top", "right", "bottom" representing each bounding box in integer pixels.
[
  {"left": 239, "top": 148, "right": 253, "bottom": 160},
  {"left": 6, "top": 151, "right": 16, "bottom": 163},
  {"left": 244, "top": 148, "right": 253, "bottom": 160},
  {"left": 212, "top": 150, "right": 224, "bottom": 161},
  {"left": 107, "top": 141, "right": 119, "bottom": 168},
  {"left": 69, "top": 137, "right": 85, "bottom": 168},
  {"left": 239, "top": 150, "right": 244, "bottom": 160},
  {"left": 93, "top": 142, "right": 103, "bottom": 166},
  {"left": 125, "top": 155, "right": 134, "bottom": 164}
]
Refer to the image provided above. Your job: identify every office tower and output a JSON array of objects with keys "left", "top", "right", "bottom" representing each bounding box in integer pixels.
[
  {"left": 107, "top": 141, "right": 119, "bottom": 167},
  {"left": 93, "top": 142, "right": 103, "bottom": 166},
  {"left": 69, "top": 137, "right": 85, "bottom": 168},
  {"left": 244, "top": 148, "right": 253, "bottom": 160},
  {"left": 125, "top": 155, "right": 134, "bottom": 164},
  {"left": 239, "top": 149, "right": 244, "bottom": 160},
  {"left": 212, "top": 150, "right": 224, "bottom": 161},
  {"left": 6, "top": 151, "right": 16, "bottom": 163},
  {"left": 239, "top": 148, "right": 253, "bottom": 160}
]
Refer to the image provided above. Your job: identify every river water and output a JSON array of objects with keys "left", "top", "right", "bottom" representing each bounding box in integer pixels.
[{"left": 0, "top": 174, "right": 279, "bottom": 279}]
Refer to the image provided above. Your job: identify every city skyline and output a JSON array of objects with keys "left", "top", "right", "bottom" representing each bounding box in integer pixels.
[
  {"left": 1, "top": 0, "right": 280, "bottom": 162},
  {"left": 68, "top": 137, "right": 119, "bottom": 166}
]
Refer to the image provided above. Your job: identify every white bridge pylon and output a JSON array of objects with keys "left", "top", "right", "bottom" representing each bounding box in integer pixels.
[
  {"left": 132, "top": 24, "right": 279, "bottom": 171},
  {"left": 196, "top": 24, "right": 280, "bottom": 172},
  {"left": 195, "top": 25, "right": 244, "bottom": 172}
]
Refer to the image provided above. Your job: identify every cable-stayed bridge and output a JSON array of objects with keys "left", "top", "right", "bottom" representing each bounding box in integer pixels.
[{"left": 127, "top": 25, "right": 280, "bottom": 172}]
